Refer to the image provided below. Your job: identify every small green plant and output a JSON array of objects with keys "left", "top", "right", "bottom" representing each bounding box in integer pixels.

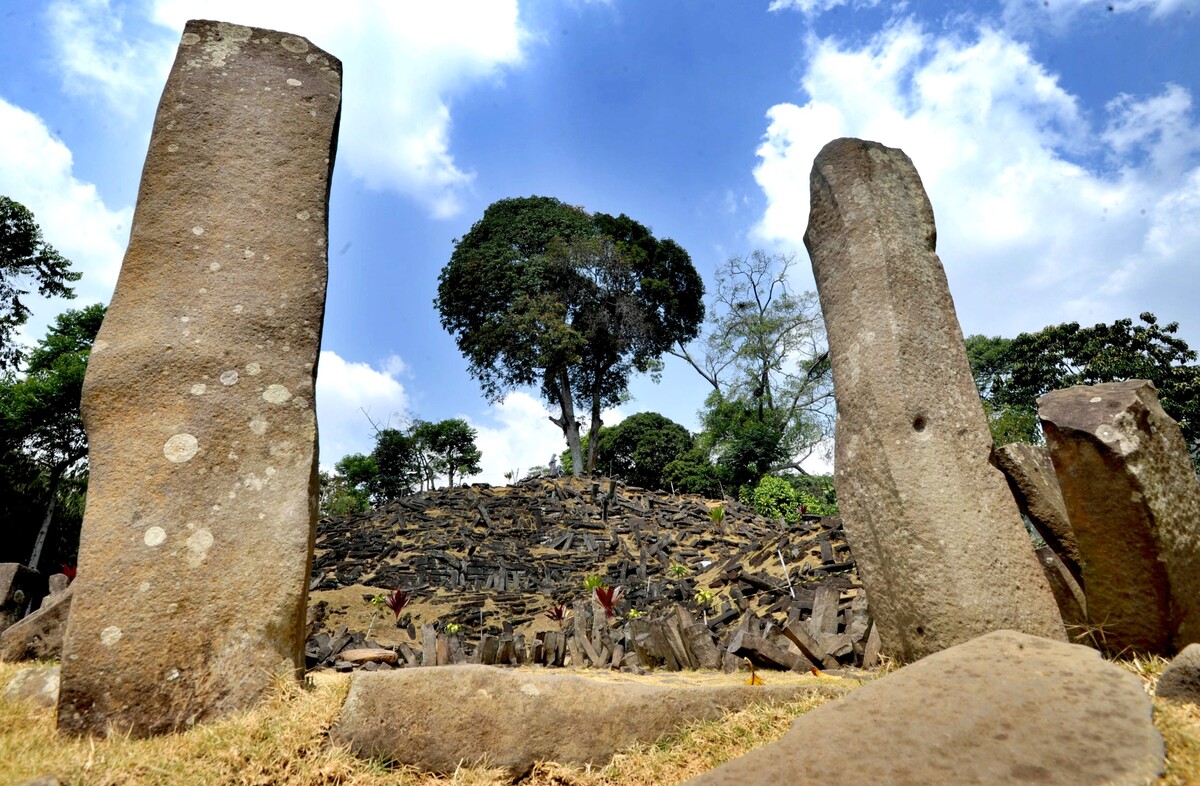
[
  {"left": 693, "top": 588, "right": 715, "bottom": 625},
  {"left": 668, "top": 563, "right": 689, "bottom": 578},
  {"left": 626, "top": 608, "right": 645, "bottom": 620},
  {"left": 443, "top": 622, "right": 462, "bottom": 636},
  {"left": 584, "top": 574, "right": 607, "bottom": 592},
  {"left": 708, "top": 505, "right": 725, "bottom": 524}
]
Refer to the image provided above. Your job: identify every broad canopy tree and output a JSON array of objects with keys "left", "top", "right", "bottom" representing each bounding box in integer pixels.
[
  {"left": 436, "top": 196, "right": 704, "bottom": 476},
  {"left": 1, "top": 196, "right": 81, "bottom": 371},
  {"left": 966, "top": 312, "right": 1200, "bottom": 460}
]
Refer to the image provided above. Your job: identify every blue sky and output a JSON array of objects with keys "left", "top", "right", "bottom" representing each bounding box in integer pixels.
[{"left": 2, "top": 0, "right": 1198, "bottom": 484}]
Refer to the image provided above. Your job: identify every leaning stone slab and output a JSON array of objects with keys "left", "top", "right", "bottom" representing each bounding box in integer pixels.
[
  {"left": 804, "top": 138, "right": 1065, "bottom": 661},
  {"left": 1157, "top": 643, "right": 1200, "bottom": 703},
  {"left": 992, "top": 443, "right": 1082, "bottom": 582},
  {"left": 686, "top": 629, "right": 1163, "bottom": 786},
  {"left": 1039, "top": 380, "right": 1200, "bottom": 655},
  {"left": 0, "top": 585, "right": 72, "bottom": 662},
  {"left": 58, "top": 20, "right": 341, "bottom": 737},
  {"left": 333, "top": 665, "right": 851, "bottom": 778}
]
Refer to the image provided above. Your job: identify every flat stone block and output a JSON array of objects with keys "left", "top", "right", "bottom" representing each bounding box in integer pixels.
[
  {"left": 333, "top": 665, "right": 850, "bottom": 777},
  {"left": 687, "top": 630, "right": 1163, "bottom": 786}
]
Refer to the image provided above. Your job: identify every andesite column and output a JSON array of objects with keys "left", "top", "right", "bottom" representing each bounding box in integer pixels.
[
  {"left": 58, "top": 20, "right": 341, "bottom": 736},
  {"left": 804, "top": 137, "right": 1065, "bottom": 662}
]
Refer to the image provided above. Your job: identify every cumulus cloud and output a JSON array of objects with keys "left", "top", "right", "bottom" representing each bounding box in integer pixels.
[
  {"left": 0, "top": 97, "right": 131, "bottom": 344},
  {"left": 314, "top": 351, "right": 411, "bottom": 468},
  {"left": 1001, "top": 0, "right": 1200, "bottom": 34},
  {"left": 767, "top": 0, "right": 883, "bottom": 15},
  {"left": 752, "top": 21, "right": 1200, "bottom": 342},
  {"left": 45, "top": 0, "right": 526, "bottom": 217},
  {"left": 465, "top": 392, "right": 626, "bottom": 485}
]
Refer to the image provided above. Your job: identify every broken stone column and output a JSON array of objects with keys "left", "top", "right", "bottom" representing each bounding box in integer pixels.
[
  {"left": 991, "top": 443, "right": 1082, "bottom": 584},
  {"left": 58, "top": 20, "right": 341, "bottom": 737},
  {"left": 1039, "top": 380, "right": 1200, "bottom": 655},
  {"left": 804, "top": 138, "right": 1065, "bottom": 662}
]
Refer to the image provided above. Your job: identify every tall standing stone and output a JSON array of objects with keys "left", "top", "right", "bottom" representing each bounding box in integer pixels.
[
  {"left": 1039, "top": 380, "right": 1200, "bottom": 655},
  {"left": 58, "top": 20, "right": 341, "bottom": 736},
  {"left": 804, "top": 138, "right": 1064, "bottom": 662}
]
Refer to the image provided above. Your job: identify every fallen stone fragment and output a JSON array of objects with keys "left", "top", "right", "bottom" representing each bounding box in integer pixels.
[
  {"left": 687, "top": 630, "right": 1163, "bottom": 786},
  {"left": 333, "top": 665, "right": 850, "bottom": 777},
  {"left": 3, "top": 665, "right": 60, "bottom": 709},
  {"left": 57, "top": 19, "right": 342, "bottom": 737},
  {"left": 1157, "top": 643, "right": 1200, "bottom": 703},
  {"left": 1039, "top": 380, "right": 1200, "bottom": 655},
  {"left": 40, "top": 574, "right": 71, "bottom": 608},
  {"left": 338, "top": 647, "right": 398, "bottom": 665},
  {"left": 992, "top": 443, "right": 1082, "bottom": 582},
  {"left": 0, "top": 564, "right": 41, "bottom": 635},
  {"left": 804, "top": 137, "right": 1065, "bottom": 661},
  {"left": 0, "top": 585, "right": 72, "bottom": 662}
]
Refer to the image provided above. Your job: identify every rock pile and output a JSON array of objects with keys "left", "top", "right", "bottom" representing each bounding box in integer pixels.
[{"left": 308, "top": 477, "right": 876, "bottom": 673}]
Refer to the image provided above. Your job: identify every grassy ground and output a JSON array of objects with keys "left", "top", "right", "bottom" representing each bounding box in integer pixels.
[{"left": 2, "top": 658, "right": 1197, "bottom": 786}]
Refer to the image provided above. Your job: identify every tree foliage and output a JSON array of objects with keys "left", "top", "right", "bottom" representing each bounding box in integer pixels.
[
  {"left": 1, "top": 196, "right": 81, "bottom": 371},
  {"left": 436, "top": 196, "right": 704, "bottom": 476},
  {"left": 320, "top": 417, "right": 484, "bottom": 513},
  {"left": 410, "top": 418, "right": 483, "bottom": 489},
  {"left": 0, "top": 303, "right": 104, "bottom": 569},
  {"left": 561, "top": 411, "right": 692, "bottom": 490},
  {"left": 671, "top": 251, "right": 831, "bottom": 480},
  {"left": 966, "top": 313, "right": 1200, "bottom": 456}
]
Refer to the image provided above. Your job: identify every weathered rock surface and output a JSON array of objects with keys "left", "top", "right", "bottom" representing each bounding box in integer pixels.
[
  {"left": 0, "top": 585, "right": 72, "bottom": 662},
  {"left": 992, "top": 443, "right": 1082, "bottom": 582},
  {"left": 333, "top": 664, "right": 851, "bottom": 777},
  {"left": 687, "top": 629, "right": 1163, "bottom": 786},
  {"left": 1157, "top": 643, "right": 1200, "bottom": 703},
  {"left": 0, "top": 564, "right": 41, "bottom": 634},
  {"left": 804, "top": 137, "right": 1065, "bottom": 661},
  {"left": 58, "top": 20, "right": 341, "bottom": 737},
  {"left": 1039, "top": 380, "right": 1200, "bottom": 655},
  {"left": 3, "top": 665, "right": 60, "bottom": 709},
  {"left": 1034, "top": 545, "right": 1088, "bottom": 638}
]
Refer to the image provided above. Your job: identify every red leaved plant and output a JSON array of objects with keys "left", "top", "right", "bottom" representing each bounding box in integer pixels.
[
  {"left": 544, "top": 604, "right": 571, "bottom": 630},
  {"left": 593, "top": 585, "right": 624, "bottom": 619},
  {"left": 384, "top": 588, "right": 411, "bottom": 620}
]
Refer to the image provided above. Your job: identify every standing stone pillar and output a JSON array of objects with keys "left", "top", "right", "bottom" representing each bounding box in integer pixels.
[
  {"left": 1039, "top": 380, "right": 1200, "bottom": 655},
  {"left": 58, "top": 20, "right": 341, "bottom": 736},
  {"left": 804, "top": 138, "right": 1064, "bottom": 662}
]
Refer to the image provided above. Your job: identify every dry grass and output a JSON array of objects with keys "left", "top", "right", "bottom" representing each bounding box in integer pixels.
[
  {"left": 0, "top": 661, "right": 838, "bottom": 786},
  {"left": 1117, "top": 654, "right": 1200, "bottom": 786},
  {"left": 3, "top": 655, "right": 1198, "bottom": 786}
]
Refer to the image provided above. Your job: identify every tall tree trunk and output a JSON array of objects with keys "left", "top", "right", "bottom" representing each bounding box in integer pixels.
[
  {"left": 585, "top": 368, "right": 604, "bottom": 476},
  {"left": 547, "top": 368, "right": 583, "bottom": 476},
  {"left": 27, "top": 465, "right": 63, "bottom": 572}
]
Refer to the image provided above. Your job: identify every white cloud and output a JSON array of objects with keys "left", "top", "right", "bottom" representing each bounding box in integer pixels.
[
  {"left": 1002, "top": 0, "right": 1200, "bottom": 33},
  {"left": 45, "top": 0, "right": 527, "bottom": 218},
  {"left": 315, "top": 351, "right": 411, "bottom": 468},
  {"left": 0, "top": 97, "right": 131, "bottom": 344},
  {"left": 46, "top": 0, "right": 175, "bottom": 113},
  {"left": 466, "top": 392, "right": 626, "bottom": 485},
  {"left": 752, "top": 22, "right": 1200, "bottom": 342},
  {"left": 768, "top": 0, "right": 883, "bottom": 15}
]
